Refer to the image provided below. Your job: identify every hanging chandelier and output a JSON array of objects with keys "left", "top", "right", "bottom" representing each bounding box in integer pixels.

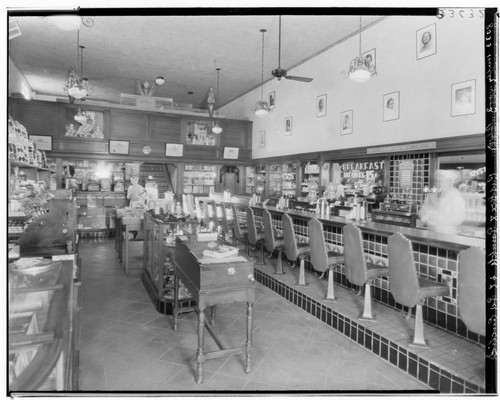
[
  {"left": 255, "top": 29, "right": 271, "bottom": 117},
  {"left": 64, "top": 29, "right": 94, "bottom": 103},
  {"left": 342, "top": 16, "right": 377, "bottom": 83},
  {"left": 212, "top": 68, "right": 223, "bottom": 134}
]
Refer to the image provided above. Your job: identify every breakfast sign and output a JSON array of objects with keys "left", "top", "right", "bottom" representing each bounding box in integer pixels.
[{"left": 340, "top": 160, "right": 385, "bottom": 183}]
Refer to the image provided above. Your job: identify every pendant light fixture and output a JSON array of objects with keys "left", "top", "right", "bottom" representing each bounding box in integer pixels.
[
  {"left": 212, "top": 68, "right": 223, "bottom": 134},
  {"left": 255, "top": 28, "right": 271, "bottom": 117},
  {"left": 342, "top": 16, "right": 377, "bottom": 83},
  {"left": 64, "top": 29, "right": 93, "bottom": 103}
]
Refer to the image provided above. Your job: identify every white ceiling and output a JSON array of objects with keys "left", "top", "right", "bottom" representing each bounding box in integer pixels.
[{"left": 8, "top": 13, "right": 384, "bottom": 109}]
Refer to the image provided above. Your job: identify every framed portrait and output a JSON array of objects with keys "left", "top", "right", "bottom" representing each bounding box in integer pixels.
[
  {"left": 223, "top": 147, "right": 239, "bottom": 159},
  {"left": 109, "top": 140, "right": 130, "bottom": 155},
  {"left": 362, "top": 48, "right": 376, "bottom": 75},
  {"left": 416, "top": 23, "right": 437, "bottom": 60},
  {"left": 29, "top": 135, "right": 52, "bottom": 151},
  {"left": 166, "top": 143, "right": 184, "bottom": 157},
  {"left": 259, "top": 130, "right": 266, "bottom": 147},
  {"left": 284, "top": 117, "right": 293, "bottom": 136},
  {"left": 383, "top": 91, "right": 400, "bottom": 122},
  {"left": 64, "top": 108, "right": 105, "bottom": 139},
  {"left": 340, "top": 110, "right": 353, "bottom": 135},
  {"left": 268, "top": 91, "right": 276, "bottom": 109},
  {"left": 451, "top": 79, "right": 476, "bottom": 117},
  {"left": 316, "top": 94, "right": 327, "bottom": 117}
]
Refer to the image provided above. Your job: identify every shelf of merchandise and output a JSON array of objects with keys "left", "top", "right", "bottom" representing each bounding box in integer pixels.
[
  {"left": 300, "top": 162, "right": 321, "bottom": 196},
  {"left": 281, "top": 163, "right": 297, "bottom": 198},
  {"left": 183, "top": 164, "right": 217, "bottom": 195}
]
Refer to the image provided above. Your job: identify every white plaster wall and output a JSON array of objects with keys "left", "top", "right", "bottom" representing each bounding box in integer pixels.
[{"left": 220, "top": 15, "right": 485, "bottom": 159}]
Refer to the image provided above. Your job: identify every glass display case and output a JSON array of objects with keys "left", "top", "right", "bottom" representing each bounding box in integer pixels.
[
  {"left": 142, "top": 212, "right": 196, "bottom": 314},
  {"left": 281, "top": 163, "right": 297, "bottom": 198},
  {"left": 245, "top": 165, "right": 266, "bottom": 197},
  {"left": 183, "top": 164, "right": 218, "bottom": 195},
  {"left": 268, "top": 164, "right": 282, "bottom": 197},
  {"left": 300, "top": 161, "right": 320, "bottom": 199},
  {"left": 9, "top": 257, "right": 80, "bottom": 391}
]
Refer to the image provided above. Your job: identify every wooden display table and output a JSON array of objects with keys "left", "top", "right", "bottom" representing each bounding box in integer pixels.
[
  {"left": 173, "top": 236, "right": 255, "bottom": 384},
  {"left": 115, "top": 210, "right": 143, "bottom": 275}
]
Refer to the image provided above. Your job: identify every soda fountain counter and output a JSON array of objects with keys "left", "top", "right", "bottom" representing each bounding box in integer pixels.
[{"left": 248, "top": 204, "right": 485, "bottom": 345}]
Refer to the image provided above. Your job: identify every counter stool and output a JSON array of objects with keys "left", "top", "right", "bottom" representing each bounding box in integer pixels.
[
  {"left": 194, "top": 197, "right": 204, "bottom": 223},
  {"left": 220, "top": 202, "right": 235, "bottom": 245},
  {"left": 308, "top": 217, "right": 344, "bottom": 302},
  {"left": 231, "top": 203, "right": 248, "bottom": 253},
  {"left": 262, "top": 209, "right": 286, "bottom": 275},
  {"left": 205, "top": 200, "right": 218, "bottom": 230},
  {"left": 388, "top": 232, "right": 450, "bottom": 347},
  {"left": 282, "top": 212, "right": 310, "bottom": 286},
  {"left": 343, "top": 223, "right": 389, "bottom": 321},
  {"left": 246, "top": 207, "right": 265, "bottom": 265},
  {"left": 458, "top": 247, "right": 485, "bottom": 336}
]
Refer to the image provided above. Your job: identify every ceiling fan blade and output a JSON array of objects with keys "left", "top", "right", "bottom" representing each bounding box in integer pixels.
[{"left": 285, "top": 75, "right": 313, "bottom": 83}]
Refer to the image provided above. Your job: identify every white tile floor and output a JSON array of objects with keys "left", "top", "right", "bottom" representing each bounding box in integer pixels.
[{"left": 78, "top": 238, "right": 431, "bottom": 393}]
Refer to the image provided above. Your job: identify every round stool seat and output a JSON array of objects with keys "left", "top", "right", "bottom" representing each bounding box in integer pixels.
[
  {"left": 327, "top": 252, "right": 344, "bottom": 266},
  {"left": 296, "top": 243, "right": 310, "bottom": 257},
  {"left": 418, "top": 277, "right": 450, "bottom": 300}
]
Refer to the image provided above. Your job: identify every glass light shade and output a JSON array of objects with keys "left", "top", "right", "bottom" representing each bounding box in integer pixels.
[
  {"left": 49, "top": 15, "right": 82, "bottom": 31},
  {"left": 255, "top": 100, "right": 270, "bottom": 117},
  {"left": 67, "top": 85, "right": 88, "bottom": 99},
  {"left": 212, "top": 122, "right": 223, "bottom": 134},
  {"left": 155, "top": 76, "right": 165, "bottom": 86},
  {"left": 349, "top": 58, "right": 371, "bottom": 83}
]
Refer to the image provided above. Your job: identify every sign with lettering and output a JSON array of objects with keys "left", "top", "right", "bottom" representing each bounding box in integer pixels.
[
  {"left": 399, "top": 160, "right": 414, "bottom": 189},
  {"left": 367, "top": 141, "right": 436, "bottom": 154}
]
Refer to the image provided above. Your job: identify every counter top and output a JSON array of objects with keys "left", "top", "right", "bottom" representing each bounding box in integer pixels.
[{"left": 251, "top": 205, "right": 485, "bottom": 251}]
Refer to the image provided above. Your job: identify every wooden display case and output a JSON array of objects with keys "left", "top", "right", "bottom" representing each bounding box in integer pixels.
[{"left": 142, "top": 212, "right": 196, "bottom": 315}]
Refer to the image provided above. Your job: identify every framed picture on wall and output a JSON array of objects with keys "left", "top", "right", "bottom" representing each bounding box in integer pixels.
[
  {"left": 223, "top": 147, "right": 239, "bottom": 159},
  {"left": 109, "top": 140, "right": 130, "bottom": 155},
  {"left": 316, "top": 94, "right": 327, "bottom": 117},
  {"left": 64, "top": 108, "right": 105, "bottom": 139},
  {"left": 340, "top": 110, "right": 353, "bottom": 135},
  {"left": 284, "top": 117, "right": 293, "bottom": 136},
  {"left": 416, "top": 23, "right": 437, "bottom": 60},
  {"left": 259, "top": 130, "right": 266, "bottom": 147},
  {"left": 29, "top": 135, "right": 52, "bottom": 151},
  {"left": 165, "top": 143, "right": 184, "bottom": 157},
  {"left": 383, "top": 91, "right": 400, "bottom": 121},
  {"left": 451, "top": 79, "right": 476, "bottom": 116},
  {"left": 268, "top": 91, "right": 276, "bottom": 109},
  {"left": 362, "top": 48, "right": 376, "bottom": 75}
]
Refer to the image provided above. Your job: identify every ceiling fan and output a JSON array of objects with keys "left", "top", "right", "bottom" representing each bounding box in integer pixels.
[{"left": 271, "top": 16, "right": 313, "bottom": 83}]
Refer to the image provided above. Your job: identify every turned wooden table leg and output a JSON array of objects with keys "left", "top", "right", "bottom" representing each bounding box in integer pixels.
[
  {"left": 196, "top": 309, "right": 206, "bottom": 384},
  {"left": 173, "top": 274, "right": 179, "bottom": 331},
  {"left": 210, "top": 306, "right": 216, "bottom": 325},
  {"left": 245, "top": 301, "right": 253, "bottom": 374}
]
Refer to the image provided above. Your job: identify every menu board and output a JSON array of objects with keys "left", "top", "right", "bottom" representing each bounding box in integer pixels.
[{"left": 399, "top": 160, "right": 414, "bottom": 189}]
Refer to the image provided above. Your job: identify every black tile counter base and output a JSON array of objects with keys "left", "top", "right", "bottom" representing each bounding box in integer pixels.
[{"left": 253, "top": 261, "right": 487, "bottom": 394}]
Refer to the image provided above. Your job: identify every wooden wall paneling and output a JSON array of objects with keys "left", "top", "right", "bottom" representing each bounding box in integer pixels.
[
  {"left": 182, "top": 145, "right": 218, "bottom": 160},
  {"left": 148, "top": 114, "right": 182, "bottom": 142},
  {"left": 9, "top": 100, "right": 60, "bottom": 137},
  {"left": 219, "top": 119, "right": 251, "bottom": 148},
  {"left": 55, "top": 139, "right": 108, "bottom": 154},
  {"left": 110, "top": 110, "right": 147, "bottom": 140}
]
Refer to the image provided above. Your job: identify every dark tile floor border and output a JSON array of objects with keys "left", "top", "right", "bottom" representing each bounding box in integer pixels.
[{"left": 254, "top": 268, "right": 484, "bottom": 394}]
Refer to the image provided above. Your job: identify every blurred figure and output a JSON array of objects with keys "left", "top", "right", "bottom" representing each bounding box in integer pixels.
[
  {"left": 127, "top": 176, "right": 146, "bottom": 208},
  {"left": 419, "top": 170, "right": 466, "bottom": 234}
]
